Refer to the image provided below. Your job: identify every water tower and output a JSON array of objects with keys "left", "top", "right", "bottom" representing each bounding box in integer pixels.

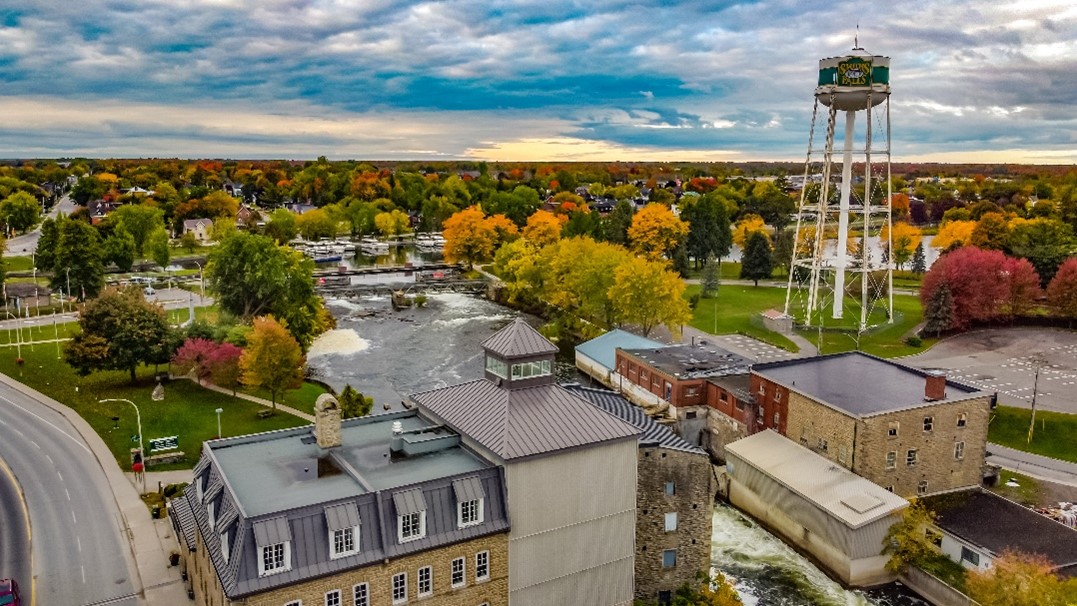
[{"left": 784, "top": 42, "right": 894, "bottom": 331}]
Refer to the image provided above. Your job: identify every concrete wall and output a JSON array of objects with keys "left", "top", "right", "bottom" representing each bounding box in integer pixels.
[
  {"left": 900, "top": 567, "right": 981, "bottom": 606},
  {"left": 506, "top": 438, "right": 638, "bottom": 606},
  {"left": 576, "top": 352, "right": 616, "bottom": 389},
  {"left": 634, "top": 446, "right": 714, "bottom": 602}
]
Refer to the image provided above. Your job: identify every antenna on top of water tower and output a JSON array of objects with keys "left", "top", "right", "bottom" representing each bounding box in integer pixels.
[{"left": 783, "top": 35, "right": 894, "bottom": 333}]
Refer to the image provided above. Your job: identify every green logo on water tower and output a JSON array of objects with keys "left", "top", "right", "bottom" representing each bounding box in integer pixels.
[{"left": 838, "top": 57, "right": 872, "bottom": 86}]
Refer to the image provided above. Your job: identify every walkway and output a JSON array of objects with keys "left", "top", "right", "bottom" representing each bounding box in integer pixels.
[
  {"left": 987, "top": 442, "right": 1077, "bottom": 488},
  {"left": 195, "top": 380, "right": 315, "bottom": 422}
]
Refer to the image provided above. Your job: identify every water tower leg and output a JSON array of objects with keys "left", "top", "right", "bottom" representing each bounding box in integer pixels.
[{"left": 832, "top": 110, "right": 856, "bottom": 320}]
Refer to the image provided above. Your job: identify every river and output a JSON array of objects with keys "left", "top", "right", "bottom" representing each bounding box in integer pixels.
[{"left": 308, "top": 293, "right": 925, "bottom": 604}]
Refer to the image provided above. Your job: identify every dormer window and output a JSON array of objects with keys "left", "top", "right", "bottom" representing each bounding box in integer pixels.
[
  {"left": 220, "top": 527, "right": 231, "bottom": 563},
  {"left": 453, "top": 476, "right": 486, "bottom": 528},
  {"left": 399, "top": 511, "right": 426, "bottom": 542},
  {"left": 325, "top": 502, "right": 361, "bottom": 559},
  {"left": 253, "top": 517, "right": 292, "bottom": 577},
  {"left": 393, "top": 488, "right": 428, "bottom": 543},
  {"left": 207, "top": 500, "right": 216, "bottom": 528},
  {"left": 510, "top": 359, "right": 551, "bottom": 380}
]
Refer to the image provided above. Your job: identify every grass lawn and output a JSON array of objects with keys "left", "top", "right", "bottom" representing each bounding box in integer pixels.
[
  {"left": 988, "top": 406, "right": 1077, "bottom": 464},
  {"left": 4, "top": 256, "right": 34, "bottom": 272},
  {"left": 0, "top": 332, "right": 307, "bottom": 471},
  {"left": 240, "top": 381, "right": 331, "bottom": 414},
  {"left": 793, "top": 293, "right": 932, "bottom": 358},
  {"left": 985, "top": 469, "right": 1042, "bottom": 507},
  {"left": 685, "top": 284, "right": 798, "bottom": 351}
]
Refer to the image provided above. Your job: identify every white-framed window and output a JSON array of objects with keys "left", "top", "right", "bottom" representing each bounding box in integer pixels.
[
  {"left": 207, "top": 500, "right": 216, "bottom": 528},
  {"left": 451, "top": 556, "right": 466, "bottom": 588},
  {"left": 664, "top": 512, "right": 678, "bottom": 531},
  {"left": 773, "top": 389, "right": 781, "bottom": 401},
  {"left": 458, "top": 498, "right": 484, "bottom": 528},
  {"left": 758, "top": 384, "right": 765, "bottom": 395},
  {"left": 954, "top": 441, "right": 965, "bottom": 460},
  {"left": 330, "top": 525, "right": 359, "bottom": 559},
  {"left": 284, "top": 601, "right": 301, "bottom": 606},
  {"left": 219, "top": 530, "right": 230, "bottom": 562},
  {"left": 818, "top": 438, "right": 828, "bottom": 452},
  {"left": 907, "top": 449, "right": 918, "bottom": 466},
  {"left": 324, "top": 589, "right": 341, "bottom": 606},
  {"left": 353, "top": 583, "right": 369, "bottom": 606},
  {"left": 485, "top": 356, "right": 508, "bottom": 379},
  {"left": 258, "top": 542, "right": 290, "bottom": 576},
  {"left": 773, "top": 412, "right": 780, "bottom": 426},
  {"left": 917, "top": 480, "right": 929, "bottom": 495},
  {"left": 510, "top": 359, "right": 551, "bottom": 379},
  {"left": 398, "top": 511, "right": 426, "bottom": 543},
  {"left": 417, "top": 566, "right": 432, "bottom": 597},
  {"left": 392, "top": 572, "right": 407, "bottom": 604},
  {"left": 923, "top": 416, "right": 934, "bottom": 432},
  {"left": 196, "top": 474, "right": 205, "bottom": 502},
  {"left": 662, "top": 549, "right": 676, "bottom": 568},
  {"left": 957, "top": 413, "right": 968, "bottom": 428},
  {"left": 664, "top": 481, "right": 675, "bottom": 496},
  {"left": 885, "top": 451, "right": 896, "bottom": 470},
  {"left": 961, "top": 546, "right": 980, "bottom": 566},
  {"left": 476, "top": 550, "right": 489, "bottom": 582},
  {"left": 838, "top": 446, "right": 848, "bottom": 465}
]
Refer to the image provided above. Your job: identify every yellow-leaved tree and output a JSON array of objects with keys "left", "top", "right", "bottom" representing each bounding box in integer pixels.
[
  {"left": 522, "top": 209, "right": 562, "bottom": 247},
  {"left": 881, "top": 221, "right": 922, "bottom": 269},
  {"left": 609, "top": 256, "right": 691, "bottom": 338},
  {"left": 627, "top": 203, "right": 688, "bottom": 261},
  {"left": 732, "top": 214, "right": 769, "bottom": 249},
  {"left": 374, "top": 209, "right": 411, "bottom": 237},
  {"left": 442, "top": 206, "right": 498, "bottom": 269},
  {"left": 931, "top": 219, "right": 976, "bottom": 251},
  {"left": 965, "top": 550, "right": 1074, "bottom": 606},
  {"left": 239, "top": 316, "right": 305, "bottom": 409}
]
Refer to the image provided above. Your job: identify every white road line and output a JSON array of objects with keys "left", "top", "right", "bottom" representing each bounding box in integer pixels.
[
  {"left": 81, "top": 565, "right": 86, "bottom": 583},
  {"left": 57, "top": 471, "right": 63, "bottom": 482},
  {"left": 30, "top": 439, "right": 40, "bottom": 449},
  {"left": 72, "top": 510, "right": 77, "bottom": 525},
  {"left": 77, "top": 536, "right": 82, "bottom": 552},
  {"left": 0, "top": 394, "right": 91, "bottom": 453},
  {"left": 66, "top": 488, "right": 71, "bottom": 500},
  {"left": 45, "top": 454, "right": 53, "bottom": 465}
]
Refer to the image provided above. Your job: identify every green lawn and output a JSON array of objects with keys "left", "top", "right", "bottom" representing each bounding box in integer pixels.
[
  {"left": 4, "top": 256, "right": 34, "bottom": 272},
  {"left": 240, "top": 381, "right": 331, "bottom": 414},
  {"left": 685, "top": 284, "right": 799, "bottom": 351},
  {"left": 985, "top": 469, "right": 1042, "bottom": 507},
  {"left": 988, "top": 406, "right": 1077, "bottom": 464},
  {"left": 792, "top": 293, "right": 931, "bottom": 358}
]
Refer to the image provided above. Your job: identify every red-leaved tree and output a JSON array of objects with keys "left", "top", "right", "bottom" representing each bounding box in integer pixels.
[
  {"left": 208, "top": 342, "right": 244, "bottom": 395},
  {"left": 921, "top": 247, "right": 1009, "bottom": 331},
  {"left": 171, "top": 338, "right": 219, "bottom": 384},
  {"left": 1000, "top": 256, "right": 1042, "bottom": 319},
  {"left": 1047, "top": 257, "right": 1077, "bottom": 323}
]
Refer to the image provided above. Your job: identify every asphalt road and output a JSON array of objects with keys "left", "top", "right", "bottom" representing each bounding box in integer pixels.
[
  {"left": 6, "top": 194, "right": 75, "bottom": 257},
  {"left": 0, "top": 381, "right": 137, "bottom": 606},
  {"left": 0, "top": 456, "right": 30, "bottom": 602}
]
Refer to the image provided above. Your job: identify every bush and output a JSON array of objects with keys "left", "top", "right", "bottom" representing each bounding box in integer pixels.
[
  {"left": 904, "top": 335, "right": 922, "bottom": 347},
  {"left": 163, "top": 482, "right": 189, "bottom": 498},
  {"left": 688, "top": 293, "right": 701, "bottom": 310}
]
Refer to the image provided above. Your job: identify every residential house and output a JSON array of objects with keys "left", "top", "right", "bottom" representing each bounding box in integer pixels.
[{"left": 183, "top": 218, "right": 214, "bottom": 242}]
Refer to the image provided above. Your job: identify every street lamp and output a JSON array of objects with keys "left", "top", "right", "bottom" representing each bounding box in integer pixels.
[
  {"left": 100, "top": 398, "right": 145, "bottom": 494},
  {"left": 193, "top": 261, "right": 205, "bottom": 299},
  {"left": 215, "top": 407, "right": 223, "bottom": 438}
]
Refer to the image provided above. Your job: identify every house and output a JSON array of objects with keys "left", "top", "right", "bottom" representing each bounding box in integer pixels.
[
  {"left": 724, "top": 430, "right": 908, "bottom": 586},
  {"left": 410, "top": 319, "right": 641, "bottom": 606},
  {"left": 703, "top": 374, "right": 755, "bottom": 459},
  {"left": 752, "top": 352, "right": 993, "bottom": 498},
  {"left": 3, "top": 282, "right": 52, "bottom": 309},
  {"left": 183, "top": 218, "right": 214, "bottom": 242},
  {"left": 575, "top": 329, "right": 664, "bottom": 390},
  {"left": 235, "top": 205, "right": 262, "bottom": 229},
  {"left": 923, "top": 489, "right": 1077, "bottom": 577},
  {"left": 171, "top": 396, "right": 510, "bottom": 606},
  {"left": 87, "top": 199, "right": 119, "bottom": 224},
  {"left": 565, "top": 385, "right": 714, "bottom": 604}
]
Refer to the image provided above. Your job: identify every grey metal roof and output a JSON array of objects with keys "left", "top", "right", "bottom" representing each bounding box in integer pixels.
[
  {"left": 924, "top": 489, "right": 1077, "bottom": 570},
  {"left": 411, "top": 379, "right": 640, "bottom": 461},
  {"left": 575, "top": 329, "right": 664, "bottom": 371},
  {"left": 753, "top": 352, "right": 984, "bottom": 417},
  {"left": 623, "top": 343, "right": 751, "bottom": 379},
  {"left": 481, "top": 318, "right": 559, "bottom": 359},
  {"left": 252, "top": 517, "right": 291, "bottom": 548},
  {"left": 708, "top": 374, "right": 752, "bottom": 401},
  {"left": 452, "top": 476, "right": 485, "bottom": 502},
  {"left": 392, "top": 488, "right": 428, "bottom": 516},
  {"left": 324, "top": 503, "right": 360, "bottom": 532},
  {"left": 562, "top": 384, "right": 705, "bottom": 455},
  {"left": 171, "top": 489, "right": 198, "bottom": 551}
]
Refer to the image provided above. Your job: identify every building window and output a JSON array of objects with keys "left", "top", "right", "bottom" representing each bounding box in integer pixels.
[
  {"left": 325, "top": 590, "right": 341, "bottom": 606},
  {"left": 417, "top": 566, "right": 432, "bottom": 597},
  {"left": 774, "top": 389, "right": 781, "bottom": 401},
  {"left": 885, "top": 451, "right": 896, "bottom": 470},
  {"left": 838, "top": 446, "right": 848, "bottom": 465},
  {"left": 640, "top": 370, "right": 649, "bottom": 383},
  {"left": 773, "top": 412, "right": 780, "bottom": 426},
  {"left": 923, "top": 416, "right": 934, "bottom": 432},
  {"left": 758, "top": 384, "right": 765, "bottom": 395},
  {"left": 458, "top": 498, "right": 484, "bottom": 527},
  {"left": 961, "top": 546, "right": 980, "bottom": 566},
  {"left": 510, "top": 359, "right": 551, "bottom": 379},
  {"left": 957, "top": 413, "right": 967, "bottom": 428},
  {"left": 451, "top": 557, "right": 466, "bottom": 588},
  {"left": 664, "top": 481, "right": 675, "bottom": 496},
  {"left": 664, "top": 512, "right": 678, "bottom": 531},
  {"left": 888, "top": 422, "right": 899, "bottom": 437},
  {"left": 259, "top": 542, "right": 290, "bottom": 576},
  {"left": 353, "top": 583, "right": 369, "bottom": 606},
  {"left": 658, "top": 591, "right": 673, "bottom": 605},
  {"left": 196, "top": 474, "right": 205, "bottom": 502},
  {"left": 885, "top": 485, "right": 894, "bottom": 493},
  {"left": 818, "top": 438, "right": 828, "bottom": 452},
  {"left": 485, "top": 356, "right": 507, "bottom": 379},
  {"left": 330, "top": 526, "right": 359, "bottom": 559},
  {"left": 476, "top": 550, "right": 490, "bottom": 581},
  {"left": 917, "top": 480, "right": 929, "bottom": 495},
  {"left": 398, "top": 511, "right": 426, "bottom": 542},
  {"left": 662, "top": 549, "right": 677, "bottom": 568},
  {"left": 392, "top": 572, "right": 407, "bottom": 604},
  {"left": 907, "top": 449, "right": 918, "bottom": 466},
  {"left": 220, "top": 530, "right": 230, "bottom": 562},
  {"left": 285, "top": 601, "right": 301, "bottom": 606},
  {"left": 686, "top": 386, "right": 700, "bottom": 397},
  {"left": 954, "top": 441, "right": 965, "bottom": 460},
  {"left": 207, "top": 501, "right": 216, "bottom": 528},
  {"left": 800, "top": 427, "right": 809, "bottom": 444},
  {"left": 665, "top": 382, "right": 672, "bottom": 401},
  {"left": 685, "top": 411, "right": 697, "bottom": 419}
]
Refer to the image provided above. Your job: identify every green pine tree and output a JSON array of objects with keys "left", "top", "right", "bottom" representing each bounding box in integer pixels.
[
  {"left": 911, "top": 242, "right": 927, "bottom": 275},
  {"left": 740, "top": 232, "right": 773, "bottom": 287},
  {"left": 923, "top": 282, "right": 954, "bottom": 337},
  {"left": 701, "top": 256, "right": 720, "bottom": 299}
]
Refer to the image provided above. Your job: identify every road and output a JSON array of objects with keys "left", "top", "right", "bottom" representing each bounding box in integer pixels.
[
  {"left": 0, "top": 381, "right": 137, "bottom": 606},
  {"left": 0, "top": 456, "right": 30, "bottom": 603},
  {"left": 6, "top": 194, "right": 76, "bottom": 257}
]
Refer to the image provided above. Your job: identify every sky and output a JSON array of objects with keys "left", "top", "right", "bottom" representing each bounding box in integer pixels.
[{"left": 0, "top": 1, "right": 1074, "bottom": 163}]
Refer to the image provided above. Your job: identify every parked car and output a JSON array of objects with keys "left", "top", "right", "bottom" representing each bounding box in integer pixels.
[{"left": 0, "top": 579, "right": 21, "bottom": 606}]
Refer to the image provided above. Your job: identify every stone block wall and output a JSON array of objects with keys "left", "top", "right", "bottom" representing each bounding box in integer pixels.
[
  {"left": 783, "top": 391, "right": 858, "bottom": 468},
  {"left": 634, "top": 446, "right": 714, "bottom": 602}
]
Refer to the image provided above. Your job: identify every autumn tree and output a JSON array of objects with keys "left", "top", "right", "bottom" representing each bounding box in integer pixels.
[
  {"left": 740, "top": 231, "right": 773, "bottom": 286},
  {"left": 731, "top": 214, "right": 769, "bottom": 249},
  {"left": 920, "top": 247, "right": 1009, "bottom": 331},
  {"left": 171, "top": 337, "right": 219, "bottom": 384},
  {"left": 208, "top": 342, "right": 244, "bottom": 395},
  {"left": 1047, "top": 257, "right": 1077, "bottom": 323},
  {"left": 881, "top": 222, "right": 922, "bottom": 269},
  {"left": 296, "top": 208, "right": 338, "bottom": 240},
  {"left": 338, "top": 384, "right": 374, "bottom": 419},
  {"left": 374, "top": 209, "right": 411, "bottom": 237},
  {"left": 442, "top": 206, "right": 504, "bottom": 269},
  {"left": 636, "top": 570, "right": 743, "bottom": 606},
  {"left": 1000, "top": 256, "right": 1042, "bottom": 319},
  {"left": 541, "top": 237, "right": 629, "bottom": 327},
  {"left": 965, "top": 550, "right": 1071, "bottom": 606},
  {"left": 609, "top": 256, "right": 691, "bottom": 338},
  {"left": 628, "top": 203, "right": 688, "bottom": 261},
  {"left": 970, "top": 211, "right": 1011, "bottom": 250},
  {"left": 931, "top": 219, "right": 976, "bottom": 251},
  {"left": 109, "top": 204, "right": 165, "bottom": 256},
  {"left": 264, "top": 208, "right": 299, "bottom": 243},
  {"left": 240, "top": 315, "right": 304, "bottom": 408},
  {"left": 1006, "top": 217, "right": 1075, "bottom": 286},
  {"left": 522, "top": 210, "right": 562, "bottom": 247},
  {"left": 64, "top": 286, "right": 174, "bottom": 382},
  {"left": 882, "top": 500, "right": 937, "bottom": 573},
  {"left": 0, "top": 191, "right": 40, "bottom": 233}
]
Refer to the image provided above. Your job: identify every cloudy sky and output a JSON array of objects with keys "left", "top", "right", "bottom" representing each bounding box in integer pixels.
[{"left": 1, "top": 1, "right": 1074, "bottom": 162}]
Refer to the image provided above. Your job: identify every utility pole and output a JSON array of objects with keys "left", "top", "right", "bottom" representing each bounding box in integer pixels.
[{"left": 1027, "top": 354, "right": 1046, "bottom": 444}]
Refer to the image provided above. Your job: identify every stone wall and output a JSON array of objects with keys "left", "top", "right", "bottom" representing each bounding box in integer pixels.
[
  {"left": 704, "top": 411, "right": 748, "bottom": 461},
  {"left": 634, "top": 445, "right": 714, "bottom": 602},
  {"left": 783, "top": 391, "right": 858, "bottom": 468}
]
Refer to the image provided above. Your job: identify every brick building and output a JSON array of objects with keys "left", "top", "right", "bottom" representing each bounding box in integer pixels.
[{"left": 752, "top": 352, "right": 993, "bottom": 498}]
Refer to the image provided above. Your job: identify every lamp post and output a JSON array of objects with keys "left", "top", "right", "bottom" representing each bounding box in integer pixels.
[
  {"left": 215, "top": 407, "right": 223, "bottom": 438},
  {"left": 100, "top": 398, "right": 145, "bottom": 494},
  {"left": 194, "top": 261, "right": 205, "bottom": 299}
]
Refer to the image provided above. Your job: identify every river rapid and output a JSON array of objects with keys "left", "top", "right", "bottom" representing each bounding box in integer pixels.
[{"left": 308, "top": 293, "right": 925, "bottom": 605}]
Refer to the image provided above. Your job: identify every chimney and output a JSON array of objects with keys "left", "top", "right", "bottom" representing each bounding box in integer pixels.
[
  {"left": 925, "top": 371, "right": 947, "bottom": 401},
  {"left": 314, "top": 394, "right": 342, "bottom": 449},
  {"left": 389, "top": 420, "right": 404, "bottom": 454}
]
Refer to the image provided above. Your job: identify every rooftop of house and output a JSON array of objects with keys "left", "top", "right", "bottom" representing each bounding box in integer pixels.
[
  {"left": 562, "top": 385, "right": 705, "bottom": 455},
  {"left": 622, "top": 342, "right": 751, "bottom": 380},
  {"left": 924, "top": 489, "right": 1077, "bottom": 573},
  {"left": 575, "top": 328, "right": 664, "bottom": 372},
  {"left": 209, "top": 410, "right": 490, "bottom": 517},
  {"left": 726, "top": 430, "right": 908, "bottom": 529},
  {"left": 707, "top": 373, "right": 752, "bottom": 401},
  {"left": 752, "top": 352, "right": 983, "bottom": 417}
]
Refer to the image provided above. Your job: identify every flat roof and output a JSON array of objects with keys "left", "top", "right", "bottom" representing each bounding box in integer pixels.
[
  {"left": 575, "top": 329, "right": 664, "bottom": 371},
  {"left": 753, "top": 352, "right": 982, "bottom": 416},
  {"left": 210, "top": 411, "right": 490, "bottom": 517},
  {"left": 726, "top": 430, "right": 907, "bottom": 529},
  {"left": 623, "top": 343, "right": 751, "bottom": 380}
]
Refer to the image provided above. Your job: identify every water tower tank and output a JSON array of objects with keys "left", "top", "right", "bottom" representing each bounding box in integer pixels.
[{"left": 816, "top": 47, "right": 890, "bottom": 111}]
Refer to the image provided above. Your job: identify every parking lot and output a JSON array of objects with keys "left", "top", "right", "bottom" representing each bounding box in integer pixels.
[{"left": 906, "top": 327, "right": 1077, "bottom": 414}]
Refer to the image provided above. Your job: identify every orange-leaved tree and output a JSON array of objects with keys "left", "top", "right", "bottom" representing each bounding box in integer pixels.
[
  {"left": 239, "top": 316, "right": 304, "bottom": 409},
  {"left": 522, "top": 209, "right": 562, "bottom": 247},
  {"left": 932, "top": 219, "right": 976, "bottom": 251},
  {"left": 732, "top": 213, "right": 769, "bottom": 249},
  {"left": 880, "top": 221, "right": 922, "bottom": 269},
  {"left": 627, "top": 203, "right": 688, "bottom": 261}
]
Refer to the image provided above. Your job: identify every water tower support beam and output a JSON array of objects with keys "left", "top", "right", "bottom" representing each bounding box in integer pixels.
[{"left": 832, "top": 109, "right": 856, "bottom": 320}]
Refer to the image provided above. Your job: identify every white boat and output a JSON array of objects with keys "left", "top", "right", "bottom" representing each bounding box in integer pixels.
[{"left": 359, "top": 237, "right": 389, "bottom": 255}]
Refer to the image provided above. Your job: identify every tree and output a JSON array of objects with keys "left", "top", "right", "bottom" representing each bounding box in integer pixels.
[
  {"left": 609, "top": 256, "right": 692, "bottom": 338},
  {"left": 740, "top": 231, "right": 773, "bottom": 286},
  {"left": 932, "top": 220, "right": 977, "bottom": 251},
  {"left": 682, "top": 193, "right": 732, "bottom": 268},
  {"left": 882, "top": 500, "right": 937, "bottom": 574},
  {"left": 109, "top": 204, "right": 164, "bottom": 256},
  {"left": 264, "top": 208, "right": 298, "bottom": 243},
  {"left": 338, "top": 384, "right": 374, "bottom": 418},
  {"left": 374, "top": 209, "right": 411, "bottom": 237},
  {"left": 0, "top": 191, "right": 40, "bottom": 233},
  {"left": 636, "top": 570, "right": 743, "bottom": 606},
  {"left": 965, "top": 550, "right": 1071, "bottom": 606},
  {"left": 602, "top": 199, "right": 635, "bottom": 244},
  {"left": 1000, "top": 256, "right": 1042, "bottom": 319},
  {"left": 628, "top": 203, "right": 688, "bottom": 261},
  {"left": 1047, "top": 257, "right": 1077, "bottom": 323},
  {"left": 700, "top": 256, "right": 720, "bottom": 299},
  {"left": 732, "top": 214, "right": 769, "bottom": 249},
  {"left": 64, "top": 287, "right": 173, "bottom": 382},
  {"left": 171, "top": 337, "right": 218, "bottom": 384},
  {"left": 923, "top": 282, "right": 954, "bottom": 337},
  {"left": 207, "top": 342, "right": 243, "bottom": 395},
  {"left": 296, "top": 208, "right": 338, "bottom": 241},
  {"left": 35, "top": 217, "right": 58, "bottom": 272},
  {"left": 970, "top": 211, "right": 1011, "bottom": 250},
  {"left": 103, "top": 227, "right": 136, "bottom": 272},
  {"left": 442, "top": 206, "right": 498, "bottom": 269},
  {"left": 240, "top": 315, "right": 304, "bottom": 408},
  {"left": 52, "top": 216, "right": 105, "bottom": 300},
  {"left": 1006, "top": 217, "right": 1076, "bottom": 286},
  {"left": 771, "top": 228, "right": 794, "bottom": 276},
  {"left": 522, "top": 210, "right": 562, "bottom": 247},
  {"left": 179, "top": 231, "right": 199, "bottom": 254},
  {"left": 147, "top": 226, "right": 170, "bottom": 269},
  {"left": 881, "top": 222, "right": 922, "bottom": 269},
  {"left": 910, "top": 242, "right": 927, "bottom": 275},
  {"left": 920, "top": 247, "right": 1009, "bottom": 331}
]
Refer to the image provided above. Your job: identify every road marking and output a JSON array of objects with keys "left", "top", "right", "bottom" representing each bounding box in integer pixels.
[
  {"left": 45, "top": 454, "right": 53, "bottom": 465},
  {"left": 65, "top": 488, "right": 71, "bottom": 501},
  {"left": 57, "top": 471, "right": 63, "bottom": 483},
  {"left": 72, "top": 510, "right": 77, "bottom": 525},
  {"left": 0, "top": 394, "right": 91, "bottom": 454},
  {"left": 81, "top": 565, "right": 86, "bottom": 583},
  {"left": 0, "top": 456, "right": 34, "bottom": 606},
  {"left": 77, "top": 536, "right": 82, "bottom": 552},
  {"left": 30, "top": 439, "right": 40, "bottom": 449}
]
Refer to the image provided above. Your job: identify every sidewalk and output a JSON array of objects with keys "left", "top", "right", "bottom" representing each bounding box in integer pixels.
[
  {"left": 987, "top": 442, "right": 1077, "bottom": 487},
  {"left": 196, "top": 380, "right": 315, "bottom": 422}
]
